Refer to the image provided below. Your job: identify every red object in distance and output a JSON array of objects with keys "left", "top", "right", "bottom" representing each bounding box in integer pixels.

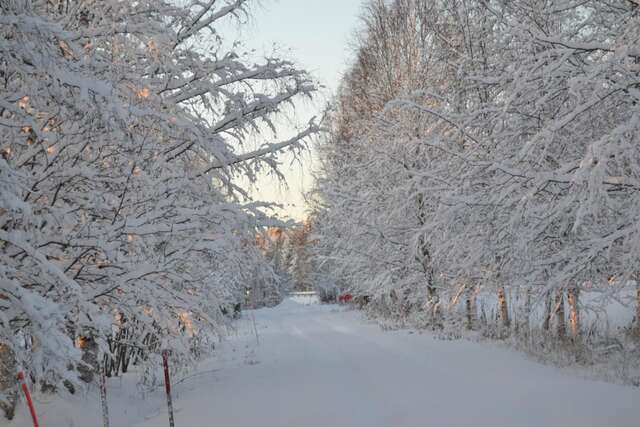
[{"left": 338, "top": 293, "right": 353, "bottom": 303}]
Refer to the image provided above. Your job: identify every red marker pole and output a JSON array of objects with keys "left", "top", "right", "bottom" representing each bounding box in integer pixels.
[
  {"left": 162, "top": 350, "right": 175, "bottom": 427},
  {"left": 17, "top": 371, "right": 39, "bottom": 427}
]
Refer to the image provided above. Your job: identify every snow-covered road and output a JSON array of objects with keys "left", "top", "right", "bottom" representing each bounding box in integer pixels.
[
  {"left": 11, "top": 298, "right": 639, "bottom": 427},
  {"left": 136, "top": 299, "right": 638, "bottom": 427}
]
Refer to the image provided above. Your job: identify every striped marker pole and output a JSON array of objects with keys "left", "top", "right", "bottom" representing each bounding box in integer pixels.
[
  {"left": 162, "top": 350, "right": 175, "bottom": 427},
  {"left": 99, "top": 367, "right": 110, "bottom": 427},
  {"left": 17, "top": 371, "right": 39, "bottom": 427}
]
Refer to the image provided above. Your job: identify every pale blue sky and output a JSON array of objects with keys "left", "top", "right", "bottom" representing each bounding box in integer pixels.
[
  {"left": 246, "top": 0, "right": 363, "bottom": 93},
  {"left": 237, "top": 0, "right": 363, "bottom": 220}
]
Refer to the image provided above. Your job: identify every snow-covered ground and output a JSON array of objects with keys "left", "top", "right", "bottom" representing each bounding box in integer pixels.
[{"left": 11, "top": 298, "right": 640, "bottom": 427}]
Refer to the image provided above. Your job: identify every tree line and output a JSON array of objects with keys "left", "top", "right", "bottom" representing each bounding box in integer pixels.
[
  {"left": 0, "top": 0, "right": 316, "bottom": 418},
  {"left": 309, "top": 0, "right": 640, "bottom": 378}
]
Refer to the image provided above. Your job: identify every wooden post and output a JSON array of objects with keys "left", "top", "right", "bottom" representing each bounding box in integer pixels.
[
  {"left": 16, "top": 371, "right": 39, "bottom": 427},
  {"left": 162, "top": 350, "right": 175, "bottom": 427}
]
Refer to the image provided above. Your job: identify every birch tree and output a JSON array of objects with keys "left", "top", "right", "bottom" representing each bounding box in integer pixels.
[{"left": 311, "top": 0, "right": 639, "bottom": 345}]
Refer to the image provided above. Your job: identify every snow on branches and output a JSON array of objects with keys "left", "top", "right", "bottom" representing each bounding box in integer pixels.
[
  {"left": 0, "top": 0, "right": 318, "bottom": 404},
  {"left": 310, "top": 0, "right": 640, "bottom": 342}
]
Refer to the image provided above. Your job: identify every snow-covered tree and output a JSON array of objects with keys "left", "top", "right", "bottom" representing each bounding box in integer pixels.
[
  {"left": 0, "top": 0, "right": 318, "bottom": 414},
  {"left": 310, "top": 0, "right": 640, "bottom": 345}
]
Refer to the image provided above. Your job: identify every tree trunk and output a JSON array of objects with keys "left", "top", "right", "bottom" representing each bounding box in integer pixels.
[
  {"left": 543, "top": 291, "right": 553, "bottom": 332},
  {"left": 523, "top": 287, "right": 532, "bottom": 338},
  {"left": 78, "top": 335, "right": 99, "bottom": 383},
  {"left": 465, "top": 285, "right": 477, "bottom": 330},
  {"left": 0, "top": 344, "right": 18, "bottom": 420},
  {"left": 427, "top": 282, "right": 441, "bottom": 328},
  {"left": 566, "top": 287, "right": 580, "bottom": 340},
  {"left": 497, "top": 286, "right": 510, "bottom": 329},
  {"left": 555, "top": 289, "right": 566, "bottom": 339},
  {"left": 635, "top": 280, "right": 640, "bottom": 336}
]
